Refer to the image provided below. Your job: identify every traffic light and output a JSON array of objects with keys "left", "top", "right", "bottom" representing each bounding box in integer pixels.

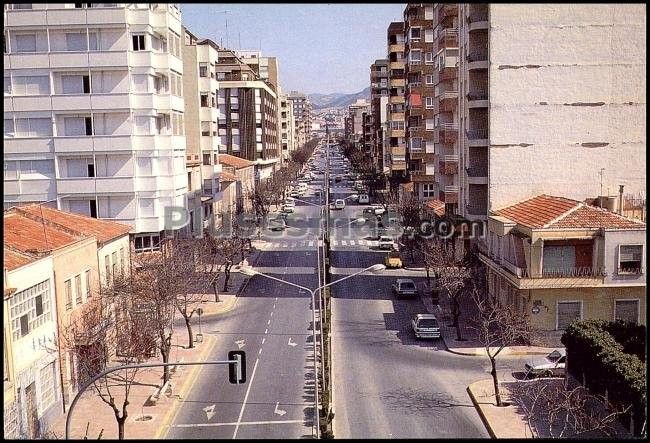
[{"left": 228, "top": 350, "right": 246, "bottom": 384}]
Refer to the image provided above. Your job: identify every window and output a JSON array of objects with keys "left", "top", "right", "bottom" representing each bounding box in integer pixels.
[
  {"left": 65, "top": 279, "right": 73, "bottom": 310},
  {"left": 132, "top": 34, "right": 145, "bottom": 51},
  {"left": 75, "top": 274, "right": 82, "bottom": 305},
  {"left": 543, "top": 245, "right": 576, "bottom": 275},
  {"left": 9, "top": 280, "right": 52, "bottom": 340},
  {"left": 410, "top": 27, "right": 421, "bottom": 40},
  {"left": 104, "top": 255, "right": 110, "bottom": 282},
  {"left": 425, "top": 29, "right": 434, "bottom": 43},
  {"left": 20, "top": 315, "right": 29, "bottom": 337},
  {"left": 87, "top": 163, "right": 95, "bottom": 177},
  {"left": 134, "top": 234, "right": 161, "bottom": 252},
  {"left": 201, "top": 121, "right": 210, "bottom": 136},
  {"left": 13, "top": 75, "right": 50, "bottom": 95},
  {"left": 423, "top": 183, "right": 436, "bottom": 198},
  {"left": 111, "top": 251, "right": 117, "bottom": 276},
  {"left": 139, "top": 198, "right": 155, "bottom": 217},
  {"left": 85, "top": 270, "right": 91, "bottom": 299},
  {"left": 200, "top": 93, "right": 209, "bottom": 107},
  {"left": 62, "top": 75, "right": 90, "bottom": 94},
  {"left": 199, "top": 63, "right": 208, "bottom": 77},
  {"left": 119, "top": 247, "right": 125, "bottom": 272},
  {"left": 425, "top": 52, "right": 434, "bottom": 64},
  {"left": 4, "top": 76, "right": 11, "bottom": 95},
  {"left": 65, "top": 32, "right": 87, "bottom": 51},
  {"left": 614, "top": 300, "right": 639, "bottom": 323},
  {"left": 203, "top": 153, "right": 211, "bottom": 165},
  {"left": 425, "top": 74, "right": 435, "bottom": 85},
  {"left": 89, "top": 199, "right": 97, "bottom": 218},
  {"left": 39, "top": 363, "right": 56, "bottom": 410},
  {"left": 14, "top": 34, "right": 37, "bottom": 53},
  {"left": 425, "top": 97, "right": 434, "bottom": 109},
  {"left": 35, "top": 295, "right": 43, "bottom": 316},
  {"left": 556, "top": 301, "right": 582, "bottom": 330},
  {"left": 85, "top": 117, "right": 93, "bottom": 135},
  {"left": 618, "top": 245, "right": 643, "bottom": 274}
]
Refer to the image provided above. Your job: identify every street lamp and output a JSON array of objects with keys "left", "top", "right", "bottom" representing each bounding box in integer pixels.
[{"left": 237, "top": 263, "right": 385, "bottom": 437}]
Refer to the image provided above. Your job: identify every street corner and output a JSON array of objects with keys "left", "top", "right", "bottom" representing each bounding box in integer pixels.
[
  {"left": 467, "top": 379, "right": 533, "bottom": 439},
  {"left": 196, "top": 294, "right": 238, "bottom": 319}
]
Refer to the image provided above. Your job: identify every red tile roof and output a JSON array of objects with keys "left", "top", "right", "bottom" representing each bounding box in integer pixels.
[
  {"left": 15, "top": 205, "right": 131, "bottom": 244},
  {"left": 218, "top": 154, "right": 254, "bottom": 169},
  {"left": 495, "top": 194, "right": 645, "bottom": 230},
  {"left": 550, "top": 206, "right": 645, "bottom": 229},
  {"left": 4, "top": 211, "right": 82, "bottom": 254},
  {"left": 219, "top": 171, "right": 238, "bottom": 182},
  {"left": 4, "top": 248, "right": 40, "bottom": 272},
  {"left": 495, "top": 195, "right": 578, "bottom": 228},
  {"left": 423, "top": 199, "right": 445, "bottom": 217}
]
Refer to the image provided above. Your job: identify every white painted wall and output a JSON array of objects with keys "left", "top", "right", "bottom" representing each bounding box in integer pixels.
[
  {"left": 488, "top": 4, "right": 646, "bottom": 210},
  {"left": 603, "top": 229, "right": 646, "bottom": 286}
]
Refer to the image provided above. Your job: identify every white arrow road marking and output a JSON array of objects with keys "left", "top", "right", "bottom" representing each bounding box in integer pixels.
[
  {"left": 274, "top": 402, "right": 287, "bottom": 416},
  {"left": 235, "top": 339, "right": 245, "bottom": 349},
  {"left": 287, "top": 337, "right": 297, "bottom": 347},
  {"left": 203, "top": 404, "right": 216, "bottom": 421}
]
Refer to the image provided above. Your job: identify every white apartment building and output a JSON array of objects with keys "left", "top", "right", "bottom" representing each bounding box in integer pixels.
[
  {"left": 182, "top": 28, "right": 223, "bottom": 236},
  {"left": 3, "top": 3, "right": 189, "bottom": 246},
  {"left": 278, "top": 88, "right": 297, "bottom": 163},
  {"left": 457, "top": 4, "right": 646, "bottom": 222}
]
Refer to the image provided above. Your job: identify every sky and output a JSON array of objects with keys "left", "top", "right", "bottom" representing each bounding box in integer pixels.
[{"left": 180, "top": 3, "right": 405, "bottom": 95}]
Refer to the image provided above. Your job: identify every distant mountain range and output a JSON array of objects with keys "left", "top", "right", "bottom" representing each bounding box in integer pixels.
[{"left": 309, "top": 86, "right": 371, "bottom": 110}]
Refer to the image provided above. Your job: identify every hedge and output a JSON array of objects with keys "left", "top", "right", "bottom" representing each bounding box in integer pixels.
[{"left": 561, "top": 320, "right": 646, "bottom": 435}]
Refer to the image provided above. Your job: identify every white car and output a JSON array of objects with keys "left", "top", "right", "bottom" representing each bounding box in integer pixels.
[
  {"left": 289, "top": 190, "right": 300, "bottom": 198},
  {"left": 348, "top": 194, "right": 360, "bottom": 202},
  {"left": 333, "top": 199, "right": 346, "bottom": 210},
  {"left": 411, "top": 314, "right": 441, "bottom": 339},
  {"left": 358, "top": 194, "right": 370, "bottom": 204},
  {"left": 378, "top": 235, "right": 396, "bottom": 250},
  {"left": 524, "top": 349, "right": 566, "bottom": 377}
]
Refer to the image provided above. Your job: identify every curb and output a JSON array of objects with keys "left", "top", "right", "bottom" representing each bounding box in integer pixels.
[
  {"left": 466, "top": 383, "right": 496, "bottom": 439},
  {"left": 155, "top": 334, "right": 217, "bottom": 439}
]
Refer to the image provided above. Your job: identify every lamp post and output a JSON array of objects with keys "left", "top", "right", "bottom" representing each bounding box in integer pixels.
[{"left": 238, "top": 263, "right": 385, "bottom": 437}]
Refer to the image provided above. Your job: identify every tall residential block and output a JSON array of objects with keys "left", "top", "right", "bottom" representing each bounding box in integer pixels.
[
  {"left": 457, "top": 4, "right": 646, "bottom": 222},
  {"left": 386, "top": 21, "right": 406, "bottom": 179},
  {"left": 278, "top": 88, "right": 297, "bottom": 163},
  {"left": 3, "top": 3, "right": 188, "bottom": 247},
  {"left": 370, "top": 59, "right": 389, "bottom": 172},
  {"left": 181, "top": 28, "right": 224, "bottom": 235},
  {"left": 287, "top": 90, "right": 312, "bottom": 148},
  {"left": 216, "top": 49, "right": 279, "bottom": 181}
]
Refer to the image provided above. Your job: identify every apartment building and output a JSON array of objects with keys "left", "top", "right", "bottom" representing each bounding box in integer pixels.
[
  {"left": 216, "top": 49, "right": 280, "bottom": 182},
  {"left": 370, "top": 59, "right": 389, "bottom": 173},
  {"left": 345, "top": 99, "right": 370, "bottom": 149},
  {"left": 3, "top": 4, "right": 189, "bottom": 244},
  {"left": 182, "top": 28, "right": 223, "bottom": 236},
  {"left": 278, "top": 88, "right": 297, "bottom": 163},
  {"left": 479, "top": 194, "right": 646, "bottom": 332},
  {"left": 236, "top": 50, "right": 280, "bottom": 92},
  {"left": 4, "top": 252, "right": 59, "bottom": 439},
  {"left": 287, "top": 90, "right": 312, "bottom": 148},
  {"left": 362, "top": 111, "right": 373, "bottom": 155},
  {"left": 457, "top": 4, "right": 646, "bottom": 222},
  {"left": 386, "top": 21, "right": 407, "bottom": 180}
]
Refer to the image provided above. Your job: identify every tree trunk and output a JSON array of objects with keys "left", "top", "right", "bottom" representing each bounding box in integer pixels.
[
  {"left": 160, "top": 334, "right": 171, "bottom": 384},
  {"left": 117, "top": 416, "right": 126, "bottom": 440},
  {"left": 451, "top": 296, "right": 460, "bottom": 327},
  {"left": 185, "top": 316, "right": 194, "bottom": 349},
  {"left": 490, "top": 356, "right": 503, "bottom": 406},
  {"left": 212, "top": 282, "right": 220, "bottom": 303},
  {"left": 426, "top": 267, "right": 431, "bottom": 286},
  {"left": 223, "top": 265, "right": 231, "bottom": 292}
]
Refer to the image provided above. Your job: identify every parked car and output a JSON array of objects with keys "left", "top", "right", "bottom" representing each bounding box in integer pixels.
[
  {"left": 378, "top": 235, "right": 396, "bottom": 250},
  {"left": 358, "top": 194, "right": 370, "bottom": 204},
  {"left": 363, "top": 205, "right": 385, "bottom": 215},
  {"left": 281, "top": 204, "right": 294, "bottom": 213},
  {"left": 348, "top": 194, "right": 359, "bottom": 202},
  {"left": 268, "top": 219, "right": 287, "bottom": 231},
  {"left": 385, "top": 250, "right": 402, "bottom": 269},
  {"left": 392, "top": 279, "right": 418, "bottom": 298},
  {"left": 335, "top": 176, "right": 342, "bottom": 183},
  {"left": 333, "top": 199, "right": 346, "bottom": 210},
  {"left": 290, "top": 190, "right": 300, "bottom": 198},
  {"left": 524, "top": 349, "right": 566, "bottom": 378},
  {"left": 411, "top": 314, "right": 441, "bottom": 339}
]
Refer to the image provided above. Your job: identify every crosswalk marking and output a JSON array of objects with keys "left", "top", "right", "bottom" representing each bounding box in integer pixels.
[
  {"left": 349, "top": 240, "right": 355, "bottom": 246},
  {"left": 308, "top": 241, "right": 314, "bottom": 247},
  {"left": 341, "top": 240, "right": 347, "bottom": 246}
]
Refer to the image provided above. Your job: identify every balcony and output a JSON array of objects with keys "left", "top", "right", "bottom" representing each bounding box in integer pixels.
[
  {"left": 389, "top": 95, "right": 405, "bottom": 104},
  {"left": 440, "top": 155, "right": 459, "bottom": 175},
  {"left": 466, "top": 129, "right": 488, "bottom": 146},
  {"left": 389, "top": 61, "right": 406, "bottom": 70},
  {"left": 467, "top": 51, "right": 488, "bottom": 70},
  {"left": 390, "top": 78, "right": 406, "bottom": 88},
  {"left": 437, "top": 3, "right": 457, "bottom": 22},
  {"left": 437, "top": 27, "right": 458, "bottom": 45},
  {"left": 440, "top": 186, "right": 459, "bottom": 203},
  {"left": 439, "top": 90, "right": 458, "bottom": 101},
  {"left": 388, "top": 44, "right": 405, "bottom": 54},
  {"left": 465, "top": 204, "right": 487, "bottom": 216},
  {"left": 410, "top": 169, "right": 435, "bottom": 182}
]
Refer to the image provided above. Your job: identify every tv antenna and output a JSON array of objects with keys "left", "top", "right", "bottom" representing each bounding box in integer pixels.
[{"left": 216, "top": 10, "right": 230, "bottom": 48}]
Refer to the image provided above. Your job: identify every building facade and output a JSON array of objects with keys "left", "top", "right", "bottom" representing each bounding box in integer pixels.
[
  {"left": 370, "top": 59, "right": 389, "bottom": 173},
  {"left": 287, "top": 90, "right": 312, "bottom": 148},
  {"left": 278, "top": 89, "right": 297, "bottom": 164},
  {"left": 386, "top": 21, "right": 407, "bottom": 179},
  {"left": 3, "top": 3, "right": 189, "bottom": 240}
]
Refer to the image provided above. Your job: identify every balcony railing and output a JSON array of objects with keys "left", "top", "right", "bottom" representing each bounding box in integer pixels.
[
  {"left": 439, "top": 122, "right": 458, "bottom": 130},
  {"left": 465, "top": 204, "right": 487, "bottom": 215},
  {"left": 467, "top": 129, "right": 488, "bottom": 139},
  {"left": 444, "top": 185, "right": 459, "bottom": 193},
  {"left": 541, "top": 267, "right": 607, "bottom": 278},
  {"left": 467, "top": 52, "right": 488, "bottom": 62},
  {"left": 439, "top": 90, "right": 458, "bottom": 100},
  {"left": 444, "top": 154, "right": 459, "bottom": 163},
  {"left": 467, "top": 91, "right": 488, "bottom": 101},
  {"left": 438, "top": 28, "right": 458, "bottom": 39},
  {"left": 466, "top": 165, "right": 488, "bottom": 177}
]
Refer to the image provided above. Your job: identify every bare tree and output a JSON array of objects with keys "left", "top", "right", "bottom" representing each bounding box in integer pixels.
[
  {"left": 207, "top": 235, "right": 249, "bottom": 292},
  {"left": 510, "top": 380, "right": 631, "bottom": 438},
  {"left": 422, "top": 237, "right": 472, "bottom": 340},
  {"left": 58, "top": 283, "right": 156, "bottom": 439},
  {"left": 470, "top": 290, "right": 533, "bottom": 406}
]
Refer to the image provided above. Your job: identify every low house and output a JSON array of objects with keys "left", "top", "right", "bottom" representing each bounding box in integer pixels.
[
  {"left": 4, "top": 252, "right": 59, "bottom": 439},
  {"left": 4, "top": 206, "right": 131, "bottom": 409},
  {"left": 219, "top": 154, "right": 256, "bottom": 213},
  {"left": 478, "top": 195, "right": 646, "bottom": 333}
]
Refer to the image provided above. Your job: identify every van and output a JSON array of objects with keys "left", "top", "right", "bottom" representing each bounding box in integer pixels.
[{"left": 334, "top": 199, "right": 345, "bottom": 210}]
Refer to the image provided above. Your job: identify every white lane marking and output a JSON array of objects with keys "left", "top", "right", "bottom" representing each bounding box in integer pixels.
[
  {"left": 341, "top": 240, "right": 347, "bottom": 246},
  {"left": 258, "top": 348, "right": 262, "bottom": 355},
  {"left": 308, "top": 240, "right": 314, "bottom": 247},
  {"left": 287, "top": 337, "right": 297, "bottom": 347},
  {"left": 349, "top": 240, "right": 356, "bottom": 246},
  {"left": 265, "top": 329, "right": 268, "bottom": 334},
  {"left": 267, "top": 319, "right": 271, "bottom": 325},
  {"left": 282, "top": 242, "right": 289, "bottom": 248},
  {"left": 173, "top": 419, "right": 305, "bottom": 428},
  {"left": 274, "top": 401, "right": 287, "bottom": 416},
  {"left": 235, "top": 339, "right": 245, "bottom": 349},
  {"left": 273, "top": 304, "right": 276, "bottom": 309},
  {"left": 270, "top": 311, "right": 273, "bottom": 317},
  {"left": 203, "top": 404, "right": 216, "bottom": 421},
  {"left": 275, "top": 297, "right": 278, "bottom": 301},
  {"left": 232, "top": 357, "right": 261, "bottom": 439},
  {"left": 262, "top": 338, "right": 266, "bottom": 345}
]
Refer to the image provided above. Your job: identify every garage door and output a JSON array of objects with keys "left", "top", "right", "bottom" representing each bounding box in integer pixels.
[{"left": 557, "top": 301, "right": 582, "bottom": 330}]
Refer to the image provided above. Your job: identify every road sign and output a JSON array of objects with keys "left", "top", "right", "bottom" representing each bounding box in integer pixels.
[{"left": 228, "top": 350, "right": 246, "bottom": 384}]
